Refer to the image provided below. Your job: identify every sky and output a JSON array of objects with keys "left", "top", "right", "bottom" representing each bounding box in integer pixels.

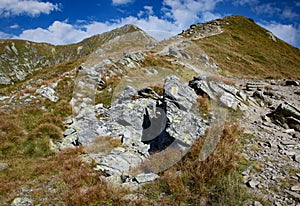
[{"left": 0, "top": 0, "right": 299, "bottom": 48}]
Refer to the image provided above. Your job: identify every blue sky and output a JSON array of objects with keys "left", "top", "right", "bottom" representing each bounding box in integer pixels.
[{"left": 0, "top": 0, "right": 299, "bottom": 48}]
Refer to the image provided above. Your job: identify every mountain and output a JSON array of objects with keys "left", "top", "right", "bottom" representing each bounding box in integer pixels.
[
  {"left": 0, "top": 24, "right": 156, "bottom": 85},
  {"left": 0, "top": 15, "right": 299, "bottom": 205},
  {"left": 180, "top": 15, "right": 300, "bottom": 78}
]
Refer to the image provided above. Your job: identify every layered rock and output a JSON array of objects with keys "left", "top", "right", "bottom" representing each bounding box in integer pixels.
[
  {"left": 61, "top": 75, "right": 207, "bottom": 186},
  {"left": 189, "top": 76, "right": 248, "bottom": 110}
]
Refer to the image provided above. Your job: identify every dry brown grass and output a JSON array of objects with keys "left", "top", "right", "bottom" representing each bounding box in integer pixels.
[
  {"left": 141, "top": 121, "right": 250, "bottom": 205},
  {"left": 197, "top": 94, "right": 210, "bottom": 113},
  {"left": 194, "top": 16, "right": 300, "bottom": 78},
  {"left": 84, "top": 136, "right": 122, "bottom": 154}
]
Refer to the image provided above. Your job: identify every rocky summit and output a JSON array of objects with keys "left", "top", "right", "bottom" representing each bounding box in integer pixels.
[{"left": 0, "top": 15, "right": 300, "bottom": 205}]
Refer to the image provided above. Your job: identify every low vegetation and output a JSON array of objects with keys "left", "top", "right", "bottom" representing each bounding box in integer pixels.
[{"left": 193, "top": 16, "right": 300, "bottom": 78}]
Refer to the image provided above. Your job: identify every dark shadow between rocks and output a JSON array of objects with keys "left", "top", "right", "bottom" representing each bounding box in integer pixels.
[{"left": 141, "top": 99, "right": 175, "bottom": 154}]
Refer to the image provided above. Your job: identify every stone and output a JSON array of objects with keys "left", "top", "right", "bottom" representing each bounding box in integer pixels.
[
  {"left": 164, "top": 75, "right": 198, "bottom": 111},
  {"left": 0, "top": 72, "right": 11, "bottom": 85},
  {"left": 254, "top": 201, "right": 263, "bottom": 206},
  {"left": 285, "top": 80, "right": 299, "bottom": 86},
  {"left": 36, "top": 85, "right": 59, "bottom": 102},
  {"left": 253, "top": 91, "right": 265, "bottom": 101},
  {"left": 246, "top": 82, "right": 265, "bottom": 91},
  {"left": 285, "top": 189, "right": 300, "bottom": 199},
  {"left": 133, "top": 173, "right": 160, "bottom": 184},
  {"left": 280, "top": 140, "right": 297, "bottom": 145},
  {"left": 291, "top": 186, "right": 300, "bottom": 191},
  {"left": 293, "top": 133, "right": 300, "bottom": 139},
  {"left": 11, "top": 197, "right": 33, "bottom": 206},
  {"left": 189, "top": 76, "right": 248, "bottom": 110},
  {"left": 247, "top": 179, "right": 259, "bottom": 188},
  {"left": 293, "top": 154, "right": 300, "bottom": 163},
  {"left": 269, "top": 102, "right": 300, "bottom": 131},
  {"left": 0, "top": 162, "right": 8, "bottom": 171}
]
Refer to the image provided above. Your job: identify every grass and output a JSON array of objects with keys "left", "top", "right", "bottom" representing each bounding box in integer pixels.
[
  {"left": 192, "top": 15, "right": 300, "bottom": 78},
  {"left": 139, "top": 121, "right": 256, "bottom": 205}
]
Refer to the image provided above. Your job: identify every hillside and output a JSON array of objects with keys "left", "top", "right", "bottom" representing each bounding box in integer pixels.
[
  {"left": 0, "top": 24, "right": 155, "bottom": 85},
  {"left": 181, "top": 15, "right": 300, "bottom": 78},
  {"left": 0, "top": 15, "right": 299, "bottom": 205}
]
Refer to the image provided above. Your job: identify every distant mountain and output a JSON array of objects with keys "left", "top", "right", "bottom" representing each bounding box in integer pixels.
[{"left": 0, "top": 24, "right": 156, "bottom": 85}]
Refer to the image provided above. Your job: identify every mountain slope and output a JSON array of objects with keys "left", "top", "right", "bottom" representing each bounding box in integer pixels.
[
  {"left": 0, "top": 24, "right": 156, "bottom": 85},
  {"left": 181, "top": 15, "right": 300, "bottom": 78}
]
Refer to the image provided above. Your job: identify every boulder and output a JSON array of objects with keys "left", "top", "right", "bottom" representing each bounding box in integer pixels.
[
  {"left": 189, "top": 76, "right": 248, "bottom": 110},
  {"left": 61, "top": 75, "right": 207, "bottom": 186},
  {"left": 0, "top": 72, "right": 11, "bottom": 85},
  {"left": 36, "top": 85, "right": 59, "bottom": 102},
  {"left": 268, "top": 102, "right": 300, "bottom": 131},
  {"left": 165, "top": 75, "right": 198, "bottom": 111}
]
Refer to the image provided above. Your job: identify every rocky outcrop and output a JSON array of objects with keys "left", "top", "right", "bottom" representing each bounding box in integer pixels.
[
  {"left": 61, "top": 75, "right": 207, "bottom": 187},
  {"left": 36, "top": 85, "right": 59, "bottom": 102},
  {"left": 268, "top": 102, "right": 300, "bottom": 131},
  {"left": 189, "top": 76, "right": 248, "bottom": 110}
]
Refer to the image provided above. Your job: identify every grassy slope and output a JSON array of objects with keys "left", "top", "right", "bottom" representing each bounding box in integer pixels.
[
  {"left": 193, "top": 15, "right": 300, "bottom": 78},
  {"left": 0, "top": 25, "right": 143, "bottom": 83}
]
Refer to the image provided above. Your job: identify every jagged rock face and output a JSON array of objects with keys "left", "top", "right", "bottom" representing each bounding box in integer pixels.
[
  {"left": 189, "top": 76, "right": 248, "bottom": 110},
  {"left": 268, "top": 102, "right": 300, "bottom": 131},
  {"left": 61, "top": 75, "right": 207, "bottom": 186}
]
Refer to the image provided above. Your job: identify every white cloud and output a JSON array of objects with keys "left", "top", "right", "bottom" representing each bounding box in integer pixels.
[
  {"left": 0, "top": 31, "right": 13, "bottom": 39},
  {"left": 0, "top": 0, "right": 59, "bottom": 17},
  {"left": 162, "top": 0, "right": 223, "bottom": 28},
  {"left": 19, "top": 21, "right": 87, "bottom": 45},
  {"left": 282, "top": 7, "right": 299, "bottom": 20},
  {"left": 112, "top": 0, "right": 134, "bottom": 5},
  {"left": 10, "top": 24, "right": 19, "bottom": 29},
  {"left": 254, "top": 3, "right": 281, "bottom": 16},
  {"left": 232, "top": 0, "right": 258, "bottom": 6},
  {"left": 259, "top": 22, "right": 300, "bottom": 48}
]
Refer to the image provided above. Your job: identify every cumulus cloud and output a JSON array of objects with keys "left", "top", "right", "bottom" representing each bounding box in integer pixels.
[
  {"left": 162, "top": 0, "right": 223, "bottom": 28},
  {"left": 259, "top": 22, "right": 300, "bottom": 48},
  {"left": 112, "top": 0, "right": 134, "bottom": 6},
  {"left": 0, "top": 0, "right": 59, "bottom": 17},
  {"left": 19, "top": 21, "right": 87, "bottom": 45},
  {"left": 0, "top": 31, "right": 13, "bottom": 39}
]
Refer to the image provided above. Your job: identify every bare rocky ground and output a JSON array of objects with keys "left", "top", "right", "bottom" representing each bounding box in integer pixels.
[{"left": 235, "top": 78, "right": 300, "bottom": 205}]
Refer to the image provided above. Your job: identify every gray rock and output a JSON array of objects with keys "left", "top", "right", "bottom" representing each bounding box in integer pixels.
[
  {"left": 36, "top": 85, "right": 59, "bottom": 102},
  {"left": 291, "top": 186, "right": 300, "bottom": 191},
  {"left": 254, "top": 201, "right": 263, "bottom": 206},
  {"left": 164, "top": 75, "right": 198, "bottom": 111},
  {"left": 280, "top": 140, "right": 297, "bottom": 145},
  {"left": 247, "top": 179, "right": 260, "bottom": 188},
  {"left": 269, "top": 102, "right": 300, "bottom": 131},
  {"left": 293, "top": 154, "right": 300, "bottom": 163},
  {"left": 253, "top": 91, "right": 265, "bottom": 101},
  {"left": 63, "top": 128, "right": 76, "bottom": 137},
  {"left": 189, "top": 76, "right": 248, "bottom": 110},
  {"left": 11, "top": 197, "right": 33, "bottom": 206},
  {"left": 0, "top": 72, "right": 11, "bottom": 85},
  {"left": 285, "top": 80, "right": 299, "bottom": 86},
  {"left": 0, "top": 162, "right": 8, "bottom": 171},
  {"left": 285, "top": 189, "right": 300, "bottom": 199},
  {"left": 133, "top": 173, "right": 159, "bottom": 183},
  {"left": 246, "top": 82, "right": 265, "bottom": 91}
]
